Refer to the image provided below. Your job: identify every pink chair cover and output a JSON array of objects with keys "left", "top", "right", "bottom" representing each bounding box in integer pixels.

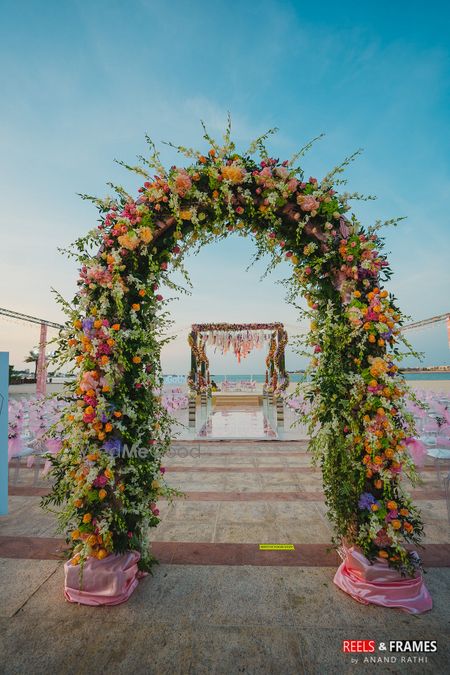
[
  {"left": 405, "top": 437, "right": 427, "bottom": 468},
  {"left": 64, "top": 551, "right": 144, "bottom": 606},
  {"left": 8, "top": 436, "right": 23, "bottom": 460},
  {"left": 334, "top": 547, "right": 432, "bottom": 614}
]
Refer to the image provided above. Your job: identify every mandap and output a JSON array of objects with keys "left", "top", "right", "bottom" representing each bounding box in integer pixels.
[
  {"left": 187, "top": 322, "right": 289, "bottom": 394},
  {"left": 44, "top": 122, "right": 431, "bottom": 611}
]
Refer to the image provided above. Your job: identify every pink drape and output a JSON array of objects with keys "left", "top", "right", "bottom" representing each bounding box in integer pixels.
[
  {"left": 334, "top": 547, "right": 432, "bottom": 614},
  {"left": 64, "top": 551, "right": 144, "bottom": 605}
]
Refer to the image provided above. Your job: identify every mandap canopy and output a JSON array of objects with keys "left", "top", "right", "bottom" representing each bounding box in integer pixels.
[
  {"left": 44, "top": 122, "right": 424, "bottom": 575},
  {"left": 187, "top": 322, "right": 289, "bottom": 393}
]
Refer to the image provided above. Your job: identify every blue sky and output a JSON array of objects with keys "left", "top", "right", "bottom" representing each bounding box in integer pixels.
[{"left": 0, "top": 0, "right": 449, "bottom": 372}]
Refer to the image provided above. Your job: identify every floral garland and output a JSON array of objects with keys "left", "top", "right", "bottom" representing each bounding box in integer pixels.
[{"left": 43, "top": 121, "right": 424, "bottom": 575}]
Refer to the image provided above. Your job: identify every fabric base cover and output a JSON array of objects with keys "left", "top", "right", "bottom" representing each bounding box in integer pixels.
[
  {"left": 64, "top": 551, "right": 144, "bottom": 606},
  {"left": 333, "top": 547, "right": 432, "bottom": 614}
]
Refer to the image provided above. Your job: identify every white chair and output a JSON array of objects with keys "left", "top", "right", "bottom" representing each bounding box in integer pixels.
[{"left": 427, "top": 447, "right": 450, "bottom": 482}]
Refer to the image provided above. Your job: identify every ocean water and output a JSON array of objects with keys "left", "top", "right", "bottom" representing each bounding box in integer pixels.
[{"left": 164, "top": 372, "right": 450, "bottom": 384}]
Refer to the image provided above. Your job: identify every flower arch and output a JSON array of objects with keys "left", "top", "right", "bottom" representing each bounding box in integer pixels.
[{"left": 45, "top": 122, "right": 424, "bottom": 576}]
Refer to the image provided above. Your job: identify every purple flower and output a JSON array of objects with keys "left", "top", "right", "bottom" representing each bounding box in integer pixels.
[
  {"left": 358, "top": 492, "right": 376, "bottom": 510},
  {"left": 103, "top": 438, "right": 122, "bottom": 456},
  {"left": 82, "top": 318, "right": 94, "bottom": 334}
]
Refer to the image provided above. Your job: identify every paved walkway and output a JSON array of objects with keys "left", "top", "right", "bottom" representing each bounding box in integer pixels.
[{"left": 1, "top": 440, "right": 450, "bottom": 674}]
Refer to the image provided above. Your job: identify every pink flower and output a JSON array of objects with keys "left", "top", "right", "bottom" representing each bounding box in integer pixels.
[
  {"left": 374, "top": 528, "right": 392, "bottom": 547},
  {"left": 297, "top": 195, "right": 320, "bottom": 212},
  {"left": 286, "top": 178, "right": 298, "bottom": 192},
  {"left": 156, "top": 294, "right": 163, "bottom": 301},
  {"left": 160, "top": 262, "right": 168, "bottom": 270},
  {"left": 93, "top": 474, "right": 108, "bottom": 488},
  {"left": 174, "top": 170, "right": 192, "bottom": 197}
]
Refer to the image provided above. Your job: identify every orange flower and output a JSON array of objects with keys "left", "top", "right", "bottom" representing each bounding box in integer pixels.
[
  {"left": 371, "top": 503, "right": 379, "bottom": 512},
  {"left": 391, "top": 519, "right": 402, "bottom": 530},
  {"left": 113, "top": 411, "right": 122, "bottom": 418},
  {"left": 112, "top": 323, "right": 120, "bottom": 331},
  {"left": 380, "top": 290, "right": 388, "bottom": 298},
  {"left": 71, "top": 554, "right": 81, "bottom": 566},
  {"left": 138, "top": 289, "right": 146, "bottom": 297},
  {"left": 132, "top": 356, "right": 142, "bottom": 364},
  {"left": 97, "top": 432, "right": 106, "bottom": 441},
  {"left": 374, "top": 479, "right": 383, "bottom": 489},
  {"left": 373, "top": 456, "right": 383, "bottom": 465},
  {"left": 102, "top": 384, "right": 110, "bottom": 393},
  {"left": 97, "top": 548, "right": 109, "bottom": 560},
  {"left": 68, "top": 338, "right": 77, "bottom": 347},
  {"left": 221, "top": 164, "right": 244, "bottom": 184},
  {"left": 208, "top": 148, "right": 216, "bottom": 157},
  {"left": 87, "top": 452, "right": 98, "bottom": 461},
  {"left": 353, "top": 290, "right": 361, "bottom": 298},
  {"left": 118, "top": 483, "right": 125, "bottom": 492},
  {"left": 132, "top": 303, "right": 140, "bottom": 311},
  {"left": 87, "top": 534, "right": 98, "bottom": 546},
  {"left": 399, "top": 508, "right": 409, "bottom": 516},
  {"left": 212, "top": 190, "right": 219, "bottom": 199},
  {"left": 74, "top": 499, "right": 83, "bottom": 508},
  {"left": 386, "top": 500, "right": 397, "bottom": 510},
  {"left": 107, "top": 338, "right": 115, "bottom": 347},
  {"left": 377, "top": 408, "right": 385, "bottom": 416},
  {"left": 199, "top": 155, "right": 207, "bottom": 164},
  {"left": 384, "top": 449, "right": 395, "bottom": 459},
  {"left": 104, "top": 468, "right": 112, "bottom": 479},
  {"left": 94, "top": 320, "right": 102, "bottom": 329},
  {"left": 82, "top": 513, "right": 92, "bottom": 523},
  {"left": 104, "top": 422, "right": 113, "bottom": 433},
  {"left": 74, "top": 319, "right": 82, "bottom": 329},
  {"left": 404, "top": 522, "right": 413, "bottom": 533},
  {"left": 377, "top": 339, "right": 385, "bottom": 347},
  {"left": 368, "top": 334, "right": 376, "bottom": 343},
  {"left": 76, "top": 355, "right": 84, "bottom": 364},
  {"left": 98, "top": 489, "right": 107, "bottom": 500},
  {"left": 100, "top": 355, "right": 109, "bottom": 365},
  {"left": 139, "top": 227, "right": 153, "bottom": 244},
  {"left": 71, "top": 529, "right": 81, "bottom": 539},
  {"left": 378, "top": 550, "right": 389, "bottom": 558},
  {"left": 179, "top": 210, "right": 192, "bottom": 220}
]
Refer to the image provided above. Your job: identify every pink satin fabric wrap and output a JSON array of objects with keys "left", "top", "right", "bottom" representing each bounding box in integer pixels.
[
  {"left": 64, "top": 551, "right": 144, "bottom": 605},
  {"left": 334, "top": 547, "right": 432, "bottom": 614}
]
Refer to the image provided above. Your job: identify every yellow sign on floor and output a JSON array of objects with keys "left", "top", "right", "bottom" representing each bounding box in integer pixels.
[{"left": 259, "top": 544, "right": 295, "bottom": 551}]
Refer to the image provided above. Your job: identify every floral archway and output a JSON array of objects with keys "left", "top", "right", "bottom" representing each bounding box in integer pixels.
[
  {"left": 187, "top": 322, "right": 289, "bottom": 394},
  {"left": 45, "top": 121, "right": 425, "bottom": 588}
]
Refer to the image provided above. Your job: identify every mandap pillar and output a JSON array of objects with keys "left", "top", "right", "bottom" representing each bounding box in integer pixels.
[{"left": 36, "top": 323, "right": 48, "bottom": 396}]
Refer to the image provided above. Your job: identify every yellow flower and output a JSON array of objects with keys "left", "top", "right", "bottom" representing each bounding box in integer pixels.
[
  {"left": 179, "top": 210, "right": 192, "bottom": 220},
  {"left": 151, "top": 480, "right": 160, "bottom": 490},
  {"left": 82, "top": 513, "right": 92, "bottom": 523},
  {"left": 71, "top": 530, "right": 81, "bottom": 540}
]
